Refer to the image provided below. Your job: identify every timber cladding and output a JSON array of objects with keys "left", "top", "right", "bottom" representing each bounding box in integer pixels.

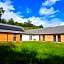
[
  {"left": 45, "top": 35, "right": 53, "bottom": 41},
  {"left": 0, "top": 33, "right": 7, "bottom": 42},
  {"left": 40, "top": 35, "right": 53, "bottom": 41},
  {"left": 39, "top": 34, "right": 64, "bottom": 42},
  {"left": 0, "top": 33, "right": 20, "bottom": 42},
  {"left": 61, "top": 35, "right": 64, "bottom": 42},
  {"left": 16, "top": 34, "right": 20, "bottom": 41},
  {"left": 39, "top": 35, "right": 43, "bottom": 41},
  {"left": 7, "top": 33, "right": 13, "bottom": 42}
]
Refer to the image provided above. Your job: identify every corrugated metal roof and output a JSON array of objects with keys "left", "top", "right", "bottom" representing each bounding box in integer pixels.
[
  {"left": 25, "top": 25, "right": 64, "bottom": 34},
  {"left": 0, "top": 23, "right": 25, "bottom": 33}
]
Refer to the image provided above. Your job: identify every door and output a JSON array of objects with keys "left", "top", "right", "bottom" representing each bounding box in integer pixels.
[
  {"left": 53, "top": 35, "right": 56, "bottom": 42},
  {"left": 29, "top": 35, "right": 32, "bottom": 40},
  {"left": 58, "top": 35, "right": 61, "bottom": 42},
  {"left": 43, "top": 35, "right": 45, "bottom": 41}
]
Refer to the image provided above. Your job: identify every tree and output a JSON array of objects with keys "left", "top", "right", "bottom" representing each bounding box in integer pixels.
[
  {"left": 38, "top": 24, "right": 43, "bottom": 28},
  {"left": 1, "top": 19, "right": 7, "bottom": 24},
  {"left": 0, "top": 7, "right": 5, "bottom": 22},
  {"left": 14, "top": 22, "right": 23, "bottom": 26},
  {"left": 7, "top": 18, "right": 14, "bottom": 25},
  {"left": 23, "top": 20, "right": 33, "bottom": 27},
  {"left": 27, "top": 20, "right": 32, "bottom": 24}
]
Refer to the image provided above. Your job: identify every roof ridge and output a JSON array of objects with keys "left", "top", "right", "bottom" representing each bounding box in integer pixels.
[{"left": 45, "top": 25, "right": 64, "bottom": 28}]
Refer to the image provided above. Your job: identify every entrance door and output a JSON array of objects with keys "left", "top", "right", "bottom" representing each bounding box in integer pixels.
[
  {"left": 43, "top": 35, "right": 45, "bottom": 41},
  {"left": 29, "top": 35, "right": 32, "bottom": 40},
  {"left": 53, "top": 35, "right": 56, "bottom": 42},
  {"left": 58, "top": 35, "right": 61, "bottom": 42}
]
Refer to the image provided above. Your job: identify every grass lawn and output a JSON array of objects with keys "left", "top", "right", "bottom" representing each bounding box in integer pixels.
[{"left": 0, "top": 41, "right": 64, "bottom": 64}]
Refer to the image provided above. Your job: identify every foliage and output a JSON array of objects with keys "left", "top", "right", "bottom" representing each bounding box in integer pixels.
[
  {"left": 0, "top": 18, "right": 43, "bottom": 30},
  {"left": 7, "top": 18, "right": 15, "bottom": 25},
  {"left": 0, "top": 7, "right": 5, "bottom": 22},
  {"left": 39, "top": 24, "right": 43, "bottom": 28},
  {"left": 0, "top": 19, "right": 7, "bottom": 24},
  {"left": 0, "top": 41, "right": 64, "bottom": 64}
]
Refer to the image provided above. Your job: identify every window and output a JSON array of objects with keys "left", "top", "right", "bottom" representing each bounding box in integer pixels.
[
  {"left": 13, "top": 34, "right": 16, "bottom": 41},
  {"left": 29, "top": 35, "right": 32, "bottom": 40}
]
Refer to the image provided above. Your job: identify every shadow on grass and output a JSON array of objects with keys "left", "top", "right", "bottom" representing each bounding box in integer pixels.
[{"left": 0, "top": 44, "right": 64, "bottom": 64}]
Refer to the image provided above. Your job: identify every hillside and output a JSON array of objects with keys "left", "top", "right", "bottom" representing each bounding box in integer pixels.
[{"left": 0, "top": 18, "right": 43, "bottom": 30}]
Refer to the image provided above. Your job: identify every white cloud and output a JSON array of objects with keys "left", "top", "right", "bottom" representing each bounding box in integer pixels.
[
  {"left": 29, "top": 17, "right": 63, "bottom": 27},
  {"left": 42, "top": 0, "right": 60, "bottom": 6},
  {"left": 0, "top": 0, "right": 63, "bottom": 28},
  {"left": 0, "top": 0, "right": 24, "bottom": 23},
  {"left": 0, "top": 0, "right": 32, "bottom": 23},
  {"left": 28, "top": 17, "right": 64, "bottom": 27},
  {"left": 26, "top": 8, "right": 31, "bottom": 14},
  {"left": 39, "top": 0, "right": 61, "bottom": 27},
  {"left": 43, "top": 18, "right": 63, "bottom": 27},
  {"left": 39, "top": 7, "right": 59, "bottom": 16},
  {"left": 0, "top": 0, "right": 45, "bottom": 26},
  {"left": 28, "top": 17, "right": 45, "bottom": 25},
  {"left": 2, "top": 11, "right": 25, "bottom": 23},
  {"left": 0, "top": 0, "right": 15, "bottom": 11},
  {"left": 61, "top": 22, "right": 64, "bottom": 25},
  {"left": 39, "top": 0, "right": 60, "bottom": 16}
]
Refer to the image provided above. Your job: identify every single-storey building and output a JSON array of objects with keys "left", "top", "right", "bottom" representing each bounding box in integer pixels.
[
  {"left": 23, "top": 26, "right": 64, "bottom": 42},
  {"left": 0, "top": 23, "right": 64, "bottom": 42},
  {"left": 0, "top": 23, "right": 24, "bottom": 42}
]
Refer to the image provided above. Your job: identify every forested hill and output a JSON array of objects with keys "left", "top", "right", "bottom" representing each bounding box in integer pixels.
[{"left": 0, "top": 18, "right": 43, "bottom": 30}]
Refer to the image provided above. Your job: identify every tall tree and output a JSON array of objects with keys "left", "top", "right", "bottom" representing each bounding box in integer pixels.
[
  {"left": 27, "top": 20, "right": 32, "bottom": 24},
  {"left": 39, "top": 24, "right": 43, "bottom": 28},
  {"left": 0, "top": 7, "right": 5, "bottom": 22},
  {"left": 7, "top": 18, "right": 14, "bottom": 25}
]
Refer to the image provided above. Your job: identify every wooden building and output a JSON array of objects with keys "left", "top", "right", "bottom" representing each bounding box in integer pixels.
[
  {"left": 24, "top": 26, "right": 64, "bottom": 42},
  {"left": 0, "top": 23, "right": 24, "bottom": 42},
  {"left": 0, "top": 23, "right": 64, "bottom": 42}
]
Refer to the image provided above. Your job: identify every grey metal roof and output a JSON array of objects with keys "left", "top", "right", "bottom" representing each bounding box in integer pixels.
[
  {"left": 25, "top": 25, "right": 64, "bottom": 34},
  {"left": 0, "top": 23, "right": 25, "bottom": 33}
]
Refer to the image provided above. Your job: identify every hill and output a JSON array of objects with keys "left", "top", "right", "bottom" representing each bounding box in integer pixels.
[{"left": 0, "top": 18, "right": 43, "bottom": 30}]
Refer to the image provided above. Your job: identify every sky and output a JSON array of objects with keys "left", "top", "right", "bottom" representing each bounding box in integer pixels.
[{"left": 0, "top": 0, "right": 64, "bottom": 27}]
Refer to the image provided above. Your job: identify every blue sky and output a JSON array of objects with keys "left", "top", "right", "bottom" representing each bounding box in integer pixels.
[{"left": 0, "top": 0, "right": 64, "bottom": 27}]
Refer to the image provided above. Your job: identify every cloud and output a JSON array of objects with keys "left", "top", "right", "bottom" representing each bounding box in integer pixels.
[
  {"left": 29, "top": 17, "right": 63, "bottom": 27},
  {"left": 0, "top": 0, "right": 31, "bottom": 23},
  {"left": 26, "top": 8, "right": 31, "bottom": 14},
  {"left": 28, "top": 17, "right": 45, "bottom": 25},
  {"left": 38, "top": 0, "right": 62, "bottom": 27},
  {"left": 39, "top": 7, "right": 59, "bottom": 16},
  {"left": 28, "top": 17, "right": 64, "bottom": 27},
  {"left": 61, "top": 22, "right": 64, "bottom": 25},
  {"left": 0, "top": 0, "right": 15, "bottom": 11},
  {"left": 0, "top": 0, "right": 44, "bottom": 26},
  {"left": 43, "top": 18, "right": 63, "bottom": 27},
  {"left": 0, "top": 0, "right": 24, "bottom": 22},
  {"left": 0, "top": 0, "right": 63, "bottom": 28},
  {"left": 39, "top": 0, "right": 60, "bottom": 16},
  {"left": 42, "top": 0, "right": 60, "bottom": 6}
]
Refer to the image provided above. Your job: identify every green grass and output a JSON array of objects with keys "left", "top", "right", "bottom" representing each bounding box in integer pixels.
[{"left": 0, "top": 41, "right": 64, "bottom": 64}]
